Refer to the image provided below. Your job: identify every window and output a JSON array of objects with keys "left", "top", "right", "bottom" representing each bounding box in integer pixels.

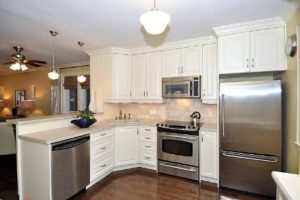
[{"left": 61, "top": 74, "right": 90, "bottom": 113}]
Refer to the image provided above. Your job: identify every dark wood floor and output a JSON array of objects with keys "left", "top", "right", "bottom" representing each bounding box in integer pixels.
[{"left": 73, "top": 169, "right": 274, "bottom": 200}]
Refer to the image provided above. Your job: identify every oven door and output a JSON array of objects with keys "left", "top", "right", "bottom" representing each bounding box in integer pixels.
[
  {"left": 158, "top": 132, "right": 199, "bottom": 166},
  {"left": 162, "top": 81, "right": 192, "bottom": 98}
]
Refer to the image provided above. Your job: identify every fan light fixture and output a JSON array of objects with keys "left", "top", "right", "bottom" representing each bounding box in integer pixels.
[
  {"left": 140, "top": 0, "right": 171, "bottom": 35},
  {"left": 77, "top": 41, "right": 86, "bottom": 83},
  {"left": 48, "top": 31, "right": 60, "bottom": 80},
  {"left": 9, "top": 63, "right": 28, "bottom": 71}
]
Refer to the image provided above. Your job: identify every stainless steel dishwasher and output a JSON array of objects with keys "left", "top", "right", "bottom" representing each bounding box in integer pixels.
[{"left": 52, "top": 135, "right": 90, "bottom": 200}]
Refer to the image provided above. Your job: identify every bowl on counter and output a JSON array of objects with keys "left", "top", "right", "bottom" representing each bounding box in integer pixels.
[{"left": 71, "top": 118, "right": 97, "bottom": 128}]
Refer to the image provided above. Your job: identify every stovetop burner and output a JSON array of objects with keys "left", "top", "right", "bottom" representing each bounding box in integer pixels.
[{"left": 157, "top": 120, "right": 200, "bottom": 135}]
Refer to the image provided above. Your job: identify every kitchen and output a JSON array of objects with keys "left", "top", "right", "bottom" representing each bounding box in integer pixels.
[{"left": 0, "top": 1, "right": 300, "bottom": 200}]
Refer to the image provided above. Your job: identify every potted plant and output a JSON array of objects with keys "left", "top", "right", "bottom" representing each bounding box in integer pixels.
[{"left": 71, "top": 109, "right": 97, "bottom": 128}]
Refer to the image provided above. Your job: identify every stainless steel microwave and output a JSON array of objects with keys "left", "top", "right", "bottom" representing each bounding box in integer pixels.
[{"left": 162, "top": 76, "right": 201, "bottom": 98}]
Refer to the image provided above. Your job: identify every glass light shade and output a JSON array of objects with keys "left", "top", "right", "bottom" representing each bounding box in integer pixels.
[
  {"left": 9, "top": 63, "right": 21, "bottom": 71},
  {"left": 140, "top": 10, "right": 171, "bottom": 35},
  {"left": 77, "top": 75, "right": 86, "bottom": 83},
  {"left": 21, "top": 64, "right": 28, "bottom": 71},
  {"left": 48, "top": 70, "right": 60, "bottom": 80}
]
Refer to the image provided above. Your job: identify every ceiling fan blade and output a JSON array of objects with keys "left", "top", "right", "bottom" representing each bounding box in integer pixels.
[
  {"left": 3, "top": 61, "right": 13, "bottom": 65},
  {"left": 26, "top": 60, "right": 47, "bottom": 64},
  {"left": 25, "top": 62, "right": 41, "bottom": 67}
]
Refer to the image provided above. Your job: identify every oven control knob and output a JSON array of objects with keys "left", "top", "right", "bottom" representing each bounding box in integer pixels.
[
  {"left": 165, "top": 124, "right": 168, "bottom": 127},
  {"left": 188, "top": 126, "right": 191, "bottom": 129},
  {"left": 192, "top": 126, "right": 196, "bottom": 129}
]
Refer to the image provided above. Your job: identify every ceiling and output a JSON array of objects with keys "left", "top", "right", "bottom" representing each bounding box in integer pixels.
[{"left": 0, "top": 0, "right": 298, "bottom": 74}]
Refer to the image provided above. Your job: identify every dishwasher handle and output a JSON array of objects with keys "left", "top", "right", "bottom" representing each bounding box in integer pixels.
[{"left": 52, "top": 135, "right": 90, "bottom": 151}]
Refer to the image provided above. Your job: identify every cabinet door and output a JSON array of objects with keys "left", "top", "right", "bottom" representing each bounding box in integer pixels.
[
  {"left": 202, "top": 44, "right": 217, "bottom": 104},
  {"left": 218, "top": 32, "right": 250, "bottom": 74},
  {"left": 162, "top": 49, "right": 181, "bottom": 77},
  {"left": 147, "top": 52, "right": 162, "bottom": 99},
  {"left": 250, "top": 27, "right": 286, "bottom": 72},
  {"left": 114, "top": 127, "right": 139, "bottom": 166},
  {"left": 113, "top": 54, "right": 132, "bottom": 99},
  {"left": 132, "top": 54, "right": 148, "bottom": 99},
  {"left": 200, "top": 131, "right": 217, "bottom": 179},
  {"left": 181, "top": 46, "right": 202, "bottom": 76}
]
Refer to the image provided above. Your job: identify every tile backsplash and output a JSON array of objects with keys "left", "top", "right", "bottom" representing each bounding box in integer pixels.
[{"left": 120, "top": 99, "right": 217, "bottom": 123}]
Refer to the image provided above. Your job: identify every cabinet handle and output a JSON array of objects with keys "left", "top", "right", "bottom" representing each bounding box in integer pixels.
[
  {"left": 101, "top": 146, "right": 107, "bottom": 150},
  {"left": 101, "top": 164, "right": 107, "bottom": 168},
  {"left": 145, "top": 145, "right": 152, "bottom": 148},
  {"left": 246, "top": 59, "right": 249, "bottom": 68},
  {"left": 130, "top": 90, "right": 132, "bottom": 97},
  {"left": 146, "top": 90, "right": 148, "bottom": 97},
  {"left": 252, "top": 58, "right": 255, "bottom": 68},
  {"left": 201, "top": 136, "right": 203, "bottom": 142},
  {"left": 145, "top": 128, "right": 152, "bottom": 131},
  {"left": 144, "top": 91, "right": 145, "bottom": 96},
  {"left": 181, "top": 67, "right": 183, "bottom": 74},
  {"left": 145, "top": 156, "right": 152, "bottom": 160},
  {"left": 145, "top": 137, "right": 151, "bottom": 140},
  {"left": 100, "top": 133, "right": 106, "bottom": 137}
]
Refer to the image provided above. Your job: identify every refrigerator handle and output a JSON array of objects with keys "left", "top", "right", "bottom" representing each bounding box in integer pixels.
[
  {"left": 221, "top": 94, "right": 225, "bottom": 138},
  {"left": 222, "top": 152, "right": 278, "bottom": 163}
]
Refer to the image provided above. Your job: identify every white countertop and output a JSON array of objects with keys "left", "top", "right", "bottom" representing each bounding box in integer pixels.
[
  {"left": 17, "top": 117, "right": 217, "bottom": 144},
  {"left": 272, "top": 171, "right": 300, "bottom": 200}
]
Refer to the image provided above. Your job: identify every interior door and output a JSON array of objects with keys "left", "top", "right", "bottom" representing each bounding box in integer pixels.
[
  {"left": 133, "top": 54, "right": 147, "bottom": 98},
  {"left": 250, "top": 27, "right": 286, "bottom": 72},
  {"left": 218, "top": 32, "right": 250, "bottom": 74},
  {"left": 220, "top": 81, "right": 282, "bottom": 156},
  {"left": 147, "top": 52, "right": 162, "bottom": 99},
  {"left": 181, "top": 46, "right": 202, "bottom": 76}
]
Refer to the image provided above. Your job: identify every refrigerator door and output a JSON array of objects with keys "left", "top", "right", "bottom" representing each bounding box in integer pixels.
[
  {"left": 220, "top": 150, "right": 281, "bottom": 197},
  {"left": 220, "top": 80, "right": 282, "bottom": 156}
]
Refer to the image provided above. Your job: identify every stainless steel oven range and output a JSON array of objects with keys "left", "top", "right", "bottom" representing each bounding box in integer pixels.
[{"left": 157, "top": 121, "right": 199, "bottom": 181}]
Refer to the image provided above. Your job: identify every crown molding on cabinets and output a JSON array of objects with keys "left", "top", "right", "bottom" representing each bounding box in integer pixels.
[
  {"left": 85, "top": 36, "right": 217, "bottom": 56},
  {"left": 57, "top": 61, "right": 90, "bottom": 68},
  {"left": 86, "top": 47, "right": 134, "bottom": 56},
  {"left": 213, "top": 17, "right": 286, "bottom": 36}
]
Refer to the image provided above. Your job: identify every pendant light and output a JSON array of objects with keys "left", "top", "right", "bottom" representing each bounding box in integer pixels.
[
  {"left": 48, "top": 31, "right": 60, "bottom": 80},
  {"left": 140, "top": 0, "right": 171, "bottom": 35},
  {"left": 77, "top": 41, "right": 86, "bottom": 83}
]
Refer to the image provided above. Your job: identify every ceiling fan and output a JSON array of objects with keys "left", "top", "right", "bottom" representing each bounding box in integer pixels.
[{"left": 3, "top": 46, "right": 47, "bottom": 71}]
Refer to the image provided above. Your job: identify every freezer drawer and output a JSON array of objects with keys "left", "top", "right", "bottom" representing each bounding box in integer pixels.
[{"left": 220, "top": 151, "right": 281, "bottom": 197}]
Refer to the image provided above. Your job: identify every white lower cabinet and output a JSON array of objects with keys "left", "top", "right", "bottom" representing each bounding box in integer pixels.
[
  {"left": 139, "top": 126, "right": 157, "bottom": 167},
  {"left": 200, "top": 131, "right": 218, "bottom": 182},
  {"left": 90, "top": 129, "right": 114, "bottom": 183},
  {"left": 114, "top": 126, "right": 140, "bottom": 166}
]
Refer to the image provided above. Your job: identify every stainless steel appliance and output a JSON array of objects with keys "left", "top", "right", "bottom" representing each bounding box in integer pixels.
[
  {"left": 162, "top": 76, "right": 201, "bottom": 98},
  {"left": 219, "top": 80, "right": 282, "bottom": 197},
  {"left": 52, "top": 135, "right": 90, "bottom": 200},
  {"left": 157, "top": 121, "right": 199, "bottom": 181}
]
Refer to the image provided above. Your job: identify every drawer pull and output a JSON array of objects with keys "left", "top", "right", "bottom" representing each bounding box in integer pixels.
[
  {"left": 145, "top": 137, "right": 151, "bottom": 140},
  {"left": 145, "top": 145, "right": 152, "bottom": 148},
  {"left": 100, "top": 133, "right": 106, "bottom": 136},
  {"left": 101, "top": 164, "right": 107, "bottom": 168},
  {"left": 145, "top": 156, "right": 152, "bottom": 160},
  {"left": 101, "top": 146, "right": 107, "bottom": 150},
  {"left": 145, "top": 128, "right": 152, "bottom": 131}
]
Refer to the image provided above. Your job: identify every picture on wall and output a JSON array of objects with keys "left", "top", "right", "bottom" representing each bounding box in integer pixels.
[{"left": 15, "top": 90, "right": 26, "bottom": 108}]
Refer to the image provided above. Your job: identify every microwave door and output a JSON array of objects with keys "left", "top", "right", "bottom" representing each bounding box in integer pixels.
[{"left": 163, "top": 81, "right": 191, "bottom": 98}]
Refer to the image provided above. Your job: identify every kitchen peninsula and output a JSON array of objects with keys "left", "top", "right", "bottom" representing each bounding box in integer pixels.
[{"left": 7, "top": 114, "right": 217, "bottom": 200}]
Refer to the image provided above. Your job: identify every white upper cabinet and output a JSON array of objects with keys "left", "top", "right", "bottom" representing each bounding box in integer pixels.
[
  {"left": 163, "top": 49, "right": 181, "bottom": 77},
  {"left": 133, "top": 54, "right": 148, "bottom": 99},
  {"left": 181, "top": 46, "right": 203, "bottom": 76},
  {"left": 202, "top": 44, "right": 218, "bottom": 104},
  {"left": 250, "top": 27, "right": 286, "bottom": 72},
  {"left": 147, "top": 52, "right": 162, "bottom": 99},
  {"left": 218, "top": 32, "right": 251, "bottom": 74},
  {"left": 163, "top": 46, "right": 202, "bottom": 77},
  {"left": 113, "top": 54, "right": 132, "bottom": 99},
  {"left": 214, "top": 18, "right": 287, "bottom": 75},
  {"left": 114, "top": 127, "right": 140, "bottom": 167}
]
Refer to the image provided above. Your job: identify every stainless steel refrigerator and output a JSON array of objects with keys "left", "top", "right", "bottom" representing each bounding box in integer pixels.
[{"left": 219, "top": 80, "right": 282, "bottom": 197}]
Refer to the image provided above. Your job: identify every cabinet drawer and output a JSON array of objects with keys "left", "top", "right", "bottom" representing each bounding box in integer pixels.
[
  {"left": 140, "top": 150, "right": 156, "bottom": 166},
  {"left": 91, "top": 137, "right": 113, "bottom": 158},
  {"left": 140, "top": 141, "right": 156, "bottom": 151},
  {"left": 140, "top": 133, "right": 156, "bottom": 142},
  {"left": 140, "top": 126, "right": 156, "bottom": 134},
  {"left": 91, "top": 156, "right": 113, "bottom": 179},
  {"left": 92, "top": 130, "right": 113, "bottom": 142}
]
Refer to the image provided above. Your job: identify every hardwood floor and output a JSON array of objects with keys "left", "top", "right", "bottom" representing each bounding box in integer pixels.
[
  {"left": 0, "top": 155, "right": 18, "bottom": 200},
  {"left": 73, "top": 169, "right": 274, "bottom": 200}
]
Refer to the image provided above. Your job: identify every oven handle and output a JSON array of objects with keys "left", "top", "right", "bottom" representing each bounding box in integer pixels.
[
  {"left": 159, "top": 163, "right": 198, "bottom": 172},
  {"left": 159, "top": 133, "right": 198, "bottom": 141}
]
